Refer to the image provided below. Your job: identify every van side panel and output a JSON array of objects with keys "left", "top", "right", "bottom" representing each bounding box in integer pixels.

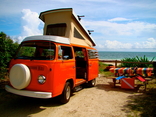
[
  {"left": 87, "top": 49, "right": 99, "bottom": 81},
  {"left": 87, "top": 59, "right": 99, "bottom": 81},
  {"left": 52, "top": 59, "right": 75, "bottom": 97}
]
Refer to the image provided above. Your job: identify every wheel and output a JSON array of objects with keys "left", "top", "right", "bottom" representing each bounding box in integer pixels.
[
  {"left": 60, "top": 82, "right": 71, "bottom": 104},
  {"left": 88, "top": 79, "right": 96, "bottom": 87}
]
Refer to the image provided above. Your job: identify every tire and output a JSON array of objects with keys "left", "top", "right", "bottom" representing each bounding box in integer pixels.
[
  {"left": 88, "top": 79, "right": 96, "bottom": 87},
  {"left": 9, "top": 64, "right": 31, "bottom": 89},
  {"left": 60, "top": 82, "right": 71, "bottom": 104}
]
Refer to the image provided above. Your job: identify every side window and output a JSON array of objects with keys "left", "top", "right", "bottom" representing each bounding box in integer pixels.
[
  {"left": 74, "top": 28, "right": 84, "bottom": 40},
  {"left": 75, "top": 50, "right": 85, "bottom": 58},
  {"left": 46, "top": 23, "right": 66, "bottom": 36},
  {"left": 58, "top": 46, "right": 73, "bottom": 60},
  {"left": 88, "top": 50, "right": 99, "bottom": 59},
  {"left": 74, "top": 47, "right": 87, "bottom": 61},
  {"left": 58, "top": 46, "right": 63, "bottom": 59}
]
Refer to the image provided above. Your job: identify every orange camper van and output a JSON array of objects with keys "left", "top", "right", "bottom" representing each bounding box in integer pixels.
[{"left": 5, "top": 8, "right": 99, "bottom": 103}]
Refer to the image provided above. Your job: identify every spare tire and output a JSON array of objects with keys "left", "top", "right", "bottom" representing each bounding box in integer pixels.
[{"left": 9, "top": 64, "right": 31, "bottom": 89}]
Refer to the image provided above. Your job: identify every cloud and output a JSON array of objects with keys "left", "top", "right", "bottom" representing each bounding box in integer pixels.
[
  {"left": 96, "top": 38, "right": 156, "bottom": 51},
  {"left": 82, "top": 20, "right": 156, "bottom": 36},
  {"left": 108, "top": 17, "right": 131, "bottom": 22},
  {"left": 96, "top": 40, "right": 132, "bottom": 49},
  {"left": 21, "top": 9, "right": 43, "bottom": 35},
  {"left": 17, "top": 9, "right": 43, "bottom": 42},
  {"left": 134, "top": 38, "right": 156, "bottom": 48},
  {"left": 81, "top": 18, "right": 156, "bottom": 51}
]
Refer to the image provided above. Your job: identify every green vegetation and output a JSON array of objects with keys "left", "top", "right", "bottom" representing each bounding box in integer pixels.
[
  {"left": 0, "top": 32, "right": 40, "bottom": 80},
  {"left": 18, "top": 46, "right": 36, "bottom": 57},
  {"left": 0, "top": 32, "right": 19, "bottom": 79},
  {"left": 121, "top": 55, "right": 154, "bottom": 67},
  {"left": 99, "top": 62, "right": 105, "bottom": 73},
  {"left": 99, "top": 62, "right": 114, "bottom": 76}
]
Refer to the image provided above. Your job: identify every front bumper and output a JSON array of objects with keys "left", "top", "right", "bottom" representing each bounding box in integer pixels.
[{"left": 5, "top": 85, "right": 52, "bottom": 99}]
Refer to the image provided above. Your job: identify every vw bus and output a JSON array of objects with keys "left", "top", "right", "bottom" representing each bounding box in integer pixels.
[{"left": 5, "top": 8, "right": 99, "bottom": 103}]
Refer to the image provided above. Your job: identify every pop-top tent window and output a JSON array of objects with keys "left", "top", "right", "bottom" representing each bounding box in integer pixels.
[
  {"left": 74, "top": 28, "right": 84, "bottom": 40},
  {"left": 46, "top": 23, "right": 67, "bottom": 36}
]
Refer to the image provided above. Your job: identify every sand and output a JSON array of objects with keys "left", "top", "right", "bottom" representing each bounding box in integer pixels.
[{"left": 0, "top": 76, "right": 141, "bottom": 117}]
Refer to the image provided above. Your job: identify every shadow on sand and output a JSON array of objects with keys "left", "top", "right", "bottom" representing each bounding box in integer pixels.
[
  {"left": 123, "top": 88, "right": 156, "bottom": 117},
  {"left": 96, "top": 83, "right": 142, "bottom": 94},
  {"left": 95, "top": 79, "right": 156, "bottom": 116},
  {"left": 0, "top": 80, "right": 63, "bottom": 117}
]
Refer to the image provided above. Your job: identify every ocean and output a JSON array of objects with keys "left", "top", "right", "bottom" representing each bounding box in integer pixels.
[{"left": 98, "top": 51, "right": 156, "bottom": 61}]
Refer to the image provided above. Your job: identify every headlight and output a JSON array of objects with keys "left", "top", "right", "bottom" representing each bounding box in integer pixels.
[{"left": 38, "top": 75, "right": 46, "bottom": 84}]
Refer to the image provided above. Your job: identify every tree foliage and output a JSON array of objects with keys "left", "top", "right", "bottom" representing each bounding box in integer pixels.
[{"left": 0, "top": 32, "right": 19, "bottom": 79}]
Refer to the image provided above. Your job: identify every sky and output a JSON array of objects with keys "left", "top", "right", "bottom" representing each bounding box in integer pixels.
[{"left": 0, "top": 0, "right": 156, "bottom": 52}]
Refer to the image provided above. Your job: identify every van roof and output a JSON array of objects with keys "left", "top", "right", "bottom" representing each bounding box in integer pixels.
[
  {"left": 39, "top": 8, "right": 96, "bottom": 46},
  {"left": 22, "top": 35, "right": 70, "bottom": 44}
]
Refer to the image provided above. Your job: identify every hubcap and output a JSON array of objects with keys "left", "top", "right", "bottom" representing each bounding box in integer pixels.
[
  {"left": 92, "top": 80, "right": 95, "bottom": 85},
  {"left": 66, "top": 86, "right": 71, "bottom": 99}
]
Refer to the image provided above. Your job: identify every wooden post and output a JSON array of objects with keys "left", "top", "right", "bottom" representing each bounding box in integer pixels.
[{"left": 115, "top": 60, "right": 117, "bottom": 67}]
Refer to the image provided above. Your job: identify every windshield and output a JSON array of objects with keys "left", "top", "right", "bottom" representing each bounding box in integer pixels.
[{"left": 15, "top": 41, "right": 55, "bottom": 60}]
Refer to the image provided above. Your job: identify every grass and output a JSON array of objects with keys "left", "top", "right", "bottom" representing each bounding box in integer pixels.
[{"left": 99, "top": 62, "right": 114, "bottom": 76}]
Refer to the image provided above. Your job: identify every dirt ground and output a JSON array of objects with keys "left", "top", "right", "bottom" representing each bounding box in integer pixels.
[{"left": 0, "top": 76, "right": 142, "bottom": 117}]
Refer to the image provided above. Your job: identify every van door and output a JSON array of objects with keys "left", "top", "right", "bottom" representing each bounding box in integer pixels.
[
  {"left": 53, "top": 45, "right": 75, "bottom": 96},
  {"left": 58, "top": 45, "right": 75, "bottom": 80},
  {"left": 74, "top": 47, "right": 87, "bottom": 79},
  {"left": 87, "top": 49, "right": 99, "bottom": 81}
]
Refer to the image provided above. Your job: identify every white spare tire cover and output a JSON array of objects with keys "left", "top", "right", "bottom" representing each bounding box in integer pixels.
[{"left": 9, "top": 64, "right": 31, "bottom": 89}]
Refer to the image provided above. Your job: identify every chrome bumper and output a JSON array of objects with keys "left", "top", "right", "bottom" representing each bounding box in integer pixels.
[{"left": 5, "top": 85, "right": 52, "bottom": 99}]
